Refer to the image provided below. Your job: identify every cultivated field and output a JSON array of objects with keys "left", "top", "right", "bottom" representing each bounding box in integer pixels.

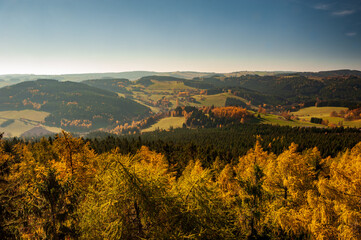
[
  {"left": 0, "top": 110, "right": 62, "bottom": 137},
  {"left": 132, "top": 99, "right": 161, "bottom": 113},
  {"left": 259, "top": 113, "right": 323, "bottom": 127},
  {"left": 147, "top": 80, "right": 195, "bottom": 90},
  {"left": 0, "top": 109, "right": 50, "bottom": 122},
  {"left": 142, "top": 117, "right": 185, "bottom": 132},
  {"left": 293, "top": 107, "right": 348, "bottom": 118},
  {"left": 192, "top": 93, "right": 252, "bottom": 108}
]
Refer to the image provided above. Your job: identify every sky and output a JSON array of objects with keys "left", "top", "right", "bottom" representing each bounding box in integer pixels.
[{"left": 0, "top": 0, "right": 360, "bottom": 74}]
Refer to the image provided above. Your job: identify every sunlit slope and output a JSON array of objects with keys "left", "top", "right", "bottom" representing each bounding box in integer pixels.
[
  {"left": 293, "top": 106, "right": 361, "bottom": 128},
  {"left": 0, "top": 110, "right": 62, "bottom": 137},
  {"left": 142, "top": 117, "right": 185, "bottom": 132}
]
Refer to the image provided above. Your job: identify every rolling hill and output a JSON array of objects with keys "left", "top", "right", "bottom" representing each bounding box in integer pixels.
[
  {"left": 79, "top": 70, "right": 361, "bottom": 111},
  {"left": 0, "top": 79, "right": 151, "bottom": 131},
  {"left": 188, "top": 73, "right": 361, "bottom": 107},
  {"left": 82, "top": 78, "right": 132, "bottom": 94},
  {"left": 1, "top": 69, "right": 361, "bottom": 135}
]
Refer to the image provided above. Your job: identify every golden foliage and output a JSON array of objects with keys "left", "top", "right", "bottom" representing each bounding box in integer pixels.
[
  {"left": 211, "top": 106, "right": 250, "bottom": 119},
  {"left": 2, "top": 135, "right": 361, "bottom": 239}
]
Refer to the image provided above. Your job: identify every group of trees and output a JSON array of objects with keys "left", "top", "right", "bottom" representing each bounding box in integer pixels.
[
  {"left": 211, "top": 106, "right": 251, "bottom": 120},
  {"left": 110, "top": 105, "right": 254, "bottom": 135},
  {"left": 0, "top": 132, "right": 96, "bottom": 239},
  {"left": 111, "top": 112, "right": 170, "bottom": 135},
  {"left": 180, "top": 106, "right": 255, "bottom": 128},
  {"left": 98, "top": 124, "right": 361, "bottom": 162},
  {"left": 330, "top": 107, "right": 361, "bottom": 121},
  {"left": 1, "top": 130, "right": 361, "bottom": 239}
]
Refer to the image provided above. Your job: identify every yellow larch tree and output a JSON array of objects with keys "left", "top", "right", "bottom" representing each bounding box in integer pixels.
[
  {"left": 234, "top": 141, "right": 276, "bottom": 238},
  {"left": 317, "top": 142, "right": 361, "bottom": 239},
  {"left": 264, "top": 143, "right": 320, "bottom": 238}
]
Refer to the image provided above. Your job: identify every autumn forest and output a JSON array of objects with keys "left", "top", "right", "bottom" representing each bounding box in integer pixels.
[
  {"left": 1, "top": 127, "right": 361, "bottom": 239},
  {"left": 2, "top": 0, "right": 361, "bottom": 238}
]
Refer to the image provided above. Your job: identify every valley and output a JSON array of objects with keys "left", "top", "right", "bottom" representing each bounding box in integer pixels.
[
  {"left": 3, "top": 1, "right": 361, "bottom": 238},
  {"left": 1, "top": 70, "right": 361, "bottom": 137}
]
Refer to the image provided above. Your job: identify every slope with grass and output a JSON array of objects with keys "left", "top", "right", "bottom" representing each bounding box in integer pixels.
[
  {"left": 147, "top": 80, "right": 195, "bottom": 90},
  {"left": 0, "top": 110, "right": 62, "bottom": 137},
  {"left": 142, "top": 117, "right": 185, "bottom": 132},
  {"left": 189, "top": 92, "right": 254, "bottom": 108},
  {"left": 292, "top": 106, "right": 361, "bottom": 128},
  {"left": 258, "top": 113, "right": 324, "bottom": 127},
  {"left": 292, "top": 106, "right": 348, "bottom": 118},
  {"left": 82, "top": 78, "right": 132, "bottom": 94}
]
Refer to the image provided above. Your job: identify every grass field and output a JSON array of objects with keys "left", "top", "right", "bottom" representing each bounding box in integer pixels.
[
  {"left": 293, "top": 107, "right": 348, "bottom": 118},
  {"left": 191, "top": 93, "right": 254, "bottom": 108},
  {"left": 147, "top": 80, "right": 195, "bottom": 90},
  {"left": 191, "top": 93, "right": 229, "bottom": 107},
  {"left": 147, "top": 94, "right": 170, "bottom": 101},
  {"left": 0, "top": 82, "right": 9, "bottom": 88},
  {"left": 320, "top": 116, "right": 361, "bottom": 128},
  {"left": 132, "top": 99, "right": 161, "bottom": 113},
  {"left": 343, "top": 119, "right": 361, "bottom": 128},
  {"left": 291, "top": 106, "right": 361, "bottom": 128},
  {"left": 0, "top": 110, "right": 62, "bottom": 137},
  {"left": 142, "top": 117, "right": 185, "bottom": 132},
  {"left": 0, "top": 109, "right": 50, "bottom": 122},
  {"left": 259, "top": 113, "right": 324, "bottom": 127}
]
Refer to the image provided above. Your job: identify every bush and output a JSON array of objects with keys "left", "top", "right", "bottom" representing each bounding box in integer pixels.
[{"left": 310, "top": 117, "right": 323, "bottom": 124}]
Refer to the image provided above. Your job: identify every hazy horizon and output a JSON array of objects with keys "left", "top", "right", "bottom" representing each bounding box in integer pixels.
[
  {"left": 2, "top": 69, "right": 361, "bottom": 77},
  {"left": 1, "top": 0, "right": 360, "bottom": 75}
]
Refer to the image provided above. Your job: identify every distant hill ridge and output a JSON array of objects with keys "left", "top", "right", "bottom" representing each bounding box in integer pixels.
[
  {"left": 299, "top": 69, "right": 361, "bottom": 78},
  {"left": 1, "top": 69, "right": 359, "bottom": 86},
  {"left": 0, "top": 71, "right": 216, "bottom": 84}
]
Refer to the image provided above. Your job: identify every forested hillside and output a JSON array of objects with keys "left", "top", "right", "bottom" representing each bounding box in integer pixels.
[
  {"left": 88, "top": 124, "right": 361, "bottom": 171},
  {"left": 1, "top": 130, "right": 361, "bottom": 239},
  {"left": 115, "top": 70, "right": 361, "bottom": 110},
  {"left": 82, "top": 78, "right": 132, "bottom": 94},
  {"left": 0, "top": 79, "right": 150, "bottom": 131},
  {"left": 193, "top": 74, "right": 361, "bottom": 107}
]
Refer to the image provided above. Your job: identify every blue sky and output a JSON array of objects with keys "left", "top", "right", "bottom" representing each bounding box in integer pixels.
[{"left": 0, "top": 0, "right": 360, "bottom": 74}]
